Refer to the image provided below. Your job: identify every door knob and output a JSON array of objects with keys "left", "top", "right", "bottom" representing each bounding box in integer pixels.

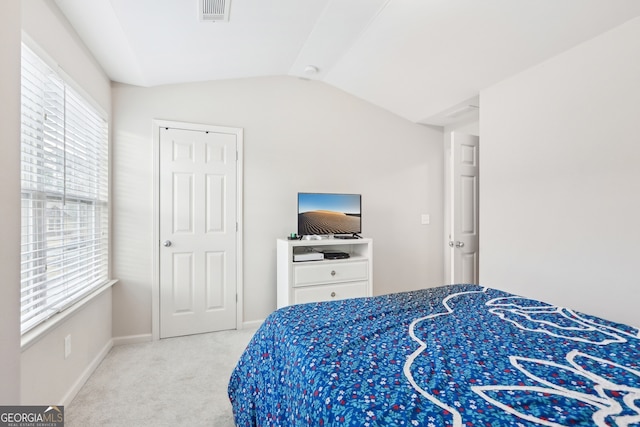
[
  {"left": 455, "top": 241, "right": 464, "bottom": 248},
  {"left": 448, "top": 241, "right": 454, "bottom": 248},
  {"left": 163, "top": 240, "right": 172, "bottom": 247}
]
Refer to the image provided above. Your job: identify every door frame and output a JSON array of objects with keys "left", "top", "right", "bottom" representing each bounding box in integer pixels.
[
  {"left": 151, "top": 119, "right": 244, "bottom": 341},
  {"left": 444, "top": 126, "right": 479, "bottom": 284}
]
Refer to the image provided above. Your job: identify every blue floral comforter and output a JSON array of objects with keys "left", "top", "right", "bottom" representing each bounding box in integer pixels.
[{"left": 228, "top": 284, "right": 640, "bottom": 426}]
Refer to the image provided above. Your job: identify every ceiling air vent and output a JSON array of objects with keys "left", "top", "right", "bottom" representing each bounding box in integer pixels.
[{"left": 200, "top": 0, "right": 231, "bottom": 22}]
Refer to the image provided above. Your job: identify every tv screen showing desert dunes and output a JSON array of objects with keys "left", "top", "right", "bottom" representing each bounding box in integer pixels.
[
  {"left": 298, "top": 193, "right": 361, "bottom": 235},
  {"left": 298, "top": 210, "right": 361, "bottom": 235}
]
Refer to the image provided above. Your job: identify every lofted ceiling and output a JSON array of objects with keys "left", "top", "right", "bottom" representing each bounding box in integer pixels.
[{"left": 54, "top": 0, "right": 640, "bottom": 126}]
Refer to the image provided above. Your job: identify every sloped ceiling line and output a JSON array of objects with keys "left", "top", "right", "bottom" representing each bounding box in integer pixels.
[{"left": 53, "top": 0, "right": 640, "bottom": 126}]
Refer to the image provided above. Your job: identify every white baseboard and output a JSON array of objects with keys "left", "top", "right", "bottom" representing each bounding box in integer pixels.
[
  {"left": 241, "top": 319, "right": 264, "bottom": 330},
  {"left": 112, "top": 333, "right": 153, "bottom": 346},
  {"left": 61, "top": 338, "right": 113, "bottom": 406}
]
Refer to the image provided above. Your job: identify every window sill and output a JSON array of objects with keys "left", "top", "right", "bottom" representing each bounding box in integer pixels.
[{"left": 21, "top": 279, "right": 119, "bottom": 352}]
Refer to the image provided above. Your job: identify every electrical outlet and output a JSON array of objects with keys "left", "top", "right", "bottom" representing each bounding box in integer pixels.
[
  {"left": 64, "top": 335, "right": 71, "bottom": 359},
  {"left": 421, "top": 214, "right": 430, "bottom": 225}
]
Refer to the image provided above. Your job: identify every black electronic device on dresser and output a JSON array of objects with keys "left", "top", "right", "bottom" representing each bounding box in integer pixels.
[{"left": 321, "top": 249, "right": 350, "bottom": 260}]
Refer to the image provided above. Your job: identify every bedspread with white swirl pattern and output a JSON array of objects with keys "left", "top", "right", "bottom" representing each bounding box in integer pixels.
[{"left": 228, "top": 284, "right": 640, "bottom": 426}]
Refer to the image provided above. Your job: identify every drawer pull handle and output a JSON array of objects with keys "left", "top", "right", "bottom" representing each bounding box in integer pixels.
[
  {"left": 331, "top": 292, "right": 336, "bottom": 297},
  {"left": 330, "top": 270, "right": 336, "bottom": 276}
]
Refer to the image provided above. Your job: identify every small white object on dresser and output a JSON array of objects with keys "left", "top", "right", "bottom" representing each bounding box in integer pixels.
[{"left": 276, "top": 238, "right": 373, "bottom": 308}]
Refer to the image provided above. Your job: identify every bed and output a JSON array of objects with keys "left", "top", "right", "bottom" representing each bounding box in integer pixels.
[{"left": 228, "top": 284, "right": 640, "bottom": 426}]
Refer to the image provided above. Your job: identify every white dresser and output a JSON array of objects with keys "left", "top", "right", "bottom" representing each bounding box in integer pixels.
[{"left": 276, "top": 238, "right": 373, "bottom": 308}]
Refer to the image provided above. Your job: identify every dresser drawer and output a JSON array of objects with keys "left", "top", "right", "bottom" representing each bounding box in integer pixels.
[
  {"left": 294, "top": 281, "right": 368, "bottom": 305},
  {"left": 293, "top": 261, "right": 368, "bottom": 287}
]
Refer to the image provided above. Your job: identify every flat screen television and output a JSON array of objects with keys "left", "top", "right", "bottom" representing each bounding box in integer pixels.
[{"left": 297, "top": 192, "right": 361, "bottom": 237}]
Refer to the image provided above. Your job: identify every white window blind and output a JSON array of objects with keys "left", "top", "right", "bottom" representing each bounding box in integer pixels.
[{"left": 20, "top": 44, "right": 109, "bottom": 335}]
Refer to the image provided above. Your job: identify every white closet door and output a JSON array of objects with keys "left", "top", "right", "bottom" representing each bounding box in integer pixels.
[
  {"left": 451, "top": 132, "right": 479, "bottom": 284},
  {"left": 159, "top": 127, "right": 237, "bottom": 338}
]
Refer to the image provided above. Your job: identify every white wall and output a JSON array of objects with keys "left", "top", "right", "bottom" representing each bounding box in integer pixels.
[
  {"left": 18, "top": 0, "right": 113, "bottom": 405},
  {"left": 21, "top": 292, "right": 112, "bottom": 405},
  {"left": 112, "top": 77, "right": 444, "bottom": 337},
  {"left": 480, "top": 17, "right": 640, "bottom": 328},
  {"left": 0, "top": 0, "right": 22, "bottom": 405}
]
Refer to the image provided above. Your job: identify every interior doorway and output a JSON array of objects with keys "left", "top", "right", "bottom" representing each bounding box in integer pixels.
[
  {"left": 152, "top": 120, "right": 244, "bottom": 339},
  {"left": 445, "top": 131, "right": 479, "bottom": 284}
]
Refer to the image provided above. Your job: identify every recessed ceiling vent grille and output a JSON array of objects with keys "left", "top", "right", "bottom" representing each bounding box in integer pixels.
[{"left": 200, "top": 0, "right": 231, "bottom": 22}]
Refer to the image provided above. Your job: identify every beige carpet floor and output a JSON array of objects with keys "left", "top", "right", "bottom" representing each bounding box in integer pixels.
[{"left": 65, "top": 327, "right": 257, "bottom": 426}]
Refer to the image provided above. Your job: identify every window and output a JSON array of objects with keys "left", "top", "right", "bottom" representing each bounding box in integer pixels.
[{"left": 20, "top": 44, "right": 109, "bottom": 335}]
